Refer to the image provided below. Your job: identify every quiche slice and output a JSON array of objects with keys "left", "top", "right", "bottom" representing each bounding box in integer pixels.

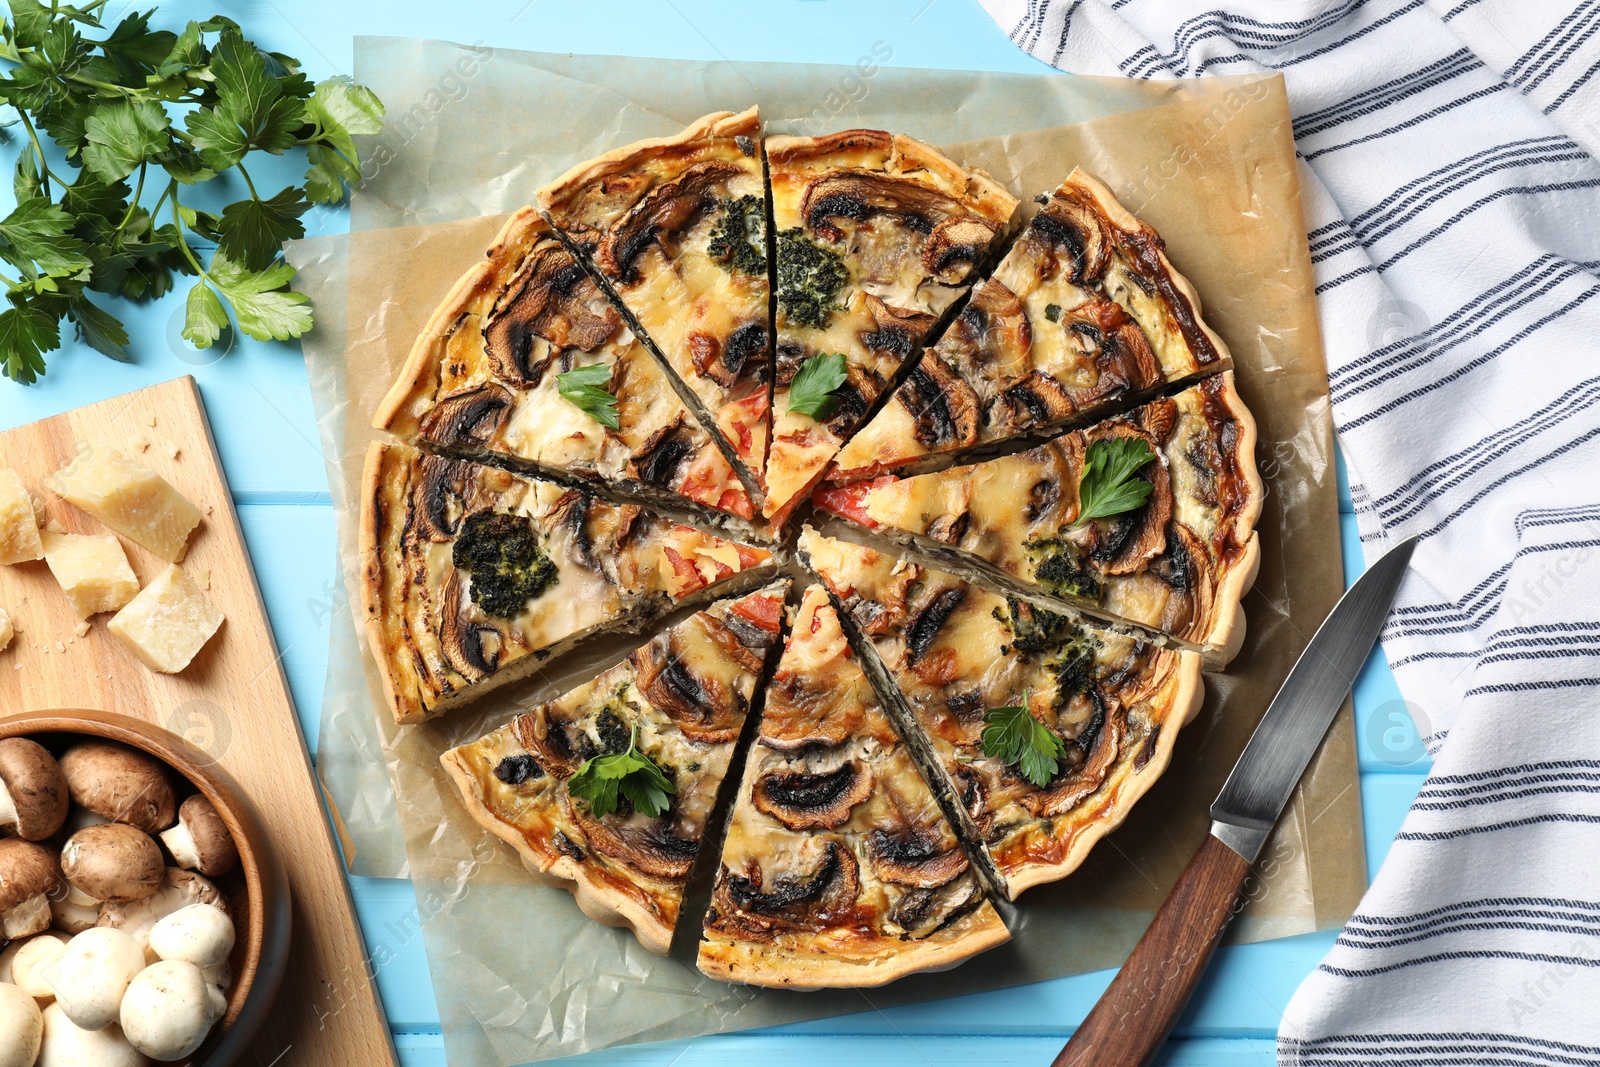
[
  {"left": 797, "top": 527, "right": 1204, "bottom": 899},
  {"left": 833, "top": 169, "right": 1232, "bottom": 482},
  {"left": 698, "top": 584, "right": 1009, "bottom": 988},
  {"left": 762, "top": 130, "right": 1019, "bottom": 524},
  {"left": 441, "top": 579, "right": 789, "bottom": 954},
  {"left": 536, "top": 108, "right": 772, "bottom": 507},
  {"left": 816, "top": 373, "right": 1262, "bottom": 665},
  {"left": 361, "top": 442, "right": 775, "bottom": 724},
  {"left": 374, "top": 209, "right": 757, "bottom": 533}
]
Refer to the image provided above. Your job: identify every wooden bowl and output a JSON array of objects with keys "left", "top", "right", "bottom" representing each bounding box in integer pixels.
[{"left": 0, "top": 709, "right": 290, "bottom": 1066}]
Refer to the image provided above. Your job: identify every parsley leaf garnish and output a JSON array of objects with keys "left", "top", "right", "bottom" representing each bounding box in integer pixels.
[
  {"left": 1074, "top": 437, "right": 1157, "bottom": 526},
  {"left": 0, "top": 11, "right": 385, "bottom": 381},
  {"left": 567, "top": 723, "right": 676, "bottom": 819},
  {"left": 556, "top": 362, "right": 621, "bottom": 429},
  {"left": 787, "top": 352, "right": 848, "bottom": 420},
  {"left": 980, "top": 699, "right": 1065, "bottom": 788},
  {"left": 1044, "top": 303, "right": 1063, "bottom": 323}
]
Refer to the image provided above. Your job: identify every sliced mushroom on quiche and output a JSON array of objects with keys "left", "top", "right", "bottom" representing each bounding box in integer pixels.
[
  {"left": 797, "top": 527, "right": 1204, "bottom": 900},
  {"left": 816, "top": 373, "right": 1262, "bottom": 665},
  {"left": 536, "top": 108, "right": 773, "bottom": 509},
  {"left": 698, "top": 584, "right": 1009, "bottom": 987},
  {"left": 762, "top": 130, "right": 1019, "bottom": 525},
  {"left": 441, "top": 579, "right": 789, "bottom": 954},
  {"left": 832, "top": 168, "right": 1232, "bottom": 482},
  {"left": 373, "top": 209, "right": 759, "bottom": 534},
  {"left": 361, "top": 441, "right": 776, "bottom": 724}
]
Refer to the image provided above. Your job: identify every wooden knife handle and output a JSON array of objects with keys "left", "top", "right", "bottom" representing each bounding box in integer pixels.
[{"left": 1052, "top": 834, "right": 1253, "bottom": 1067}]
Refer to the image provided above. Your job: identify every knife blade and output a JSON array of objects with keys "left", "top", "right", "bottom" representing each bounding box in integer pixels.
[{"left": 1052, "top": 536, "right": 1416, "bottom": 1067}]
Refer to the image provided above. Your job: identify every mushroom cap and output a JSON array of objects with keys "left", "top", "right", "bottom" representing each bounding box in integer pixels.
[
  {"left": 37, "top": 1003, "right": 149, "bottom": 1067},
  {"left": 160, "top": 795, "right": 238, "bottom": 878},
  {"left": 148, "top": 903, "right": 234, "bottom": 970},
  {"left": 58, "top": 741, "right": 176, "bottom": 834},
  {"left": 11, "top": 930, "right": 71, "bottom": 999},
  {"left": 0, "top": 837, "right": 61, "bottom": 911},
  {"left": 0, "top": 738, "right": 69, "bottom": 841},
  {"left": 61, "top": 823, "right": 164, "bottom": 903},
  {"left": 50, "top": 926, "right": 146, "bottom": 1032},
  {"left": 120, "top": 960, "right": 220, "bottom": 1062},
  {"left": 0, "top": 982, "right": 43, "bottom": 1067},
  {"left": 97, "top": 867, "right": 228, "bottom": 951}
]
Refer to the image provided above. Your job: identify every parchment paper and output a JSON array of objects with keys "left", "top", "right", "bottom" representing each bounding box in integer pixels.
[{"left": 290, "top": 39, "right": 1363, "bottom": 1065}]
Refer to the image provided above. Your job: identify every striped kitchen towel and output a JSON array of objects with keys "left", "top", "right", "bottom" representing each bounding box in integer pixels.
[{"left": 977, "top": 0, "right": 1600, "bottom": 1059}]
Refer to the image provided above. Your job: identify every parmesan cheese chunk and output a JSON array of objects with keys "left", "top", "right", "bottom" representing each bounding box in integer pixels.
[
  {"left": 0, "top": 468, "right": 43, "bottom": 564},
  {"left": 40, "top": 531, "right": 140, "bottom": 617},
  {"left": 48, "top": 446, "right": 203, "bottom": 563},
  {"left": 108, "top": 564, "right": 223, "bottom": 673},
  {"left": 0, "top": 607, "right": 13, "bottom": 651}
]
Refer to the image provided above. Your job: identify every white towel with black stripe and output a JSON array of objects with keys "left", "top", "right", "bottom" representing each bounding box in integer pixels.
[{"left": 977, "top": 0, "right": 1600, "bottom": 1059}]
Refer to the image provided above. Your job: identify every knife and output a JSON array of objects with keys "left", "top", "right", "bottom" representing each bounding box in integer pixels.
[{"left": 1052, "top": 536, "right": 1417, "bottom": 1067}]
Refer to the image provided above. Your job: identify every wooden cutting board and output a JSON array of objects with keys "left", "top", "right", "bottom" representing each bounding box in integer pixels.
[{"left": 0, "top": 376, "right": 398, "bottom": 1067}]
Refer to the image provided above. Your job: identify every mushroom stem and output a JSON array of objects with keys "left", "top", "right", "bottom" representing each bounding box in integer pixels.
[
  {"left": 1, "top": 893, "right": 49, "bottom": 940},
  {"left": 159, "top": 819, "right": 200, "bottom": 870}
]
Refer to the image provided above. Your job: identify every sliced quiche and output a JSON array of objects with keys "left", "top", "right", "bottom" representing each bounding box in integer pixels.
[
  {"left": 798, "top": 527, "right": 1204, "bottom": 899},
  {"left": 361, "top": 442, "right": 775, "bottom": 724},
  {"left": 699, "top": 584, "right": 1009, "bottom": 987},
  {"left": 374, "top": 209, "right": 757, "bottom": 532},
  {"left": 833, "top": 168, "right": 1232, "bottom": 482},
  {"left": 441, "top": 579, "right": 789, "bottom": 954},
  {"left": 816, "top": 373, "right": 1261, "bottom": 664},
  {"left": 536, "top": 108, "right": 773, "bottom": 506},
  {"left": 763, "top": 130, "right": 1019, "bottom": 524}
]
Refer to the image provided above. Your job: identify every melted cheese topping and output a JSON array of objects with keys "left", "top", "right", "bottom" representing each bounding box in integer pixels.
[
  {"left": 444, "top": 582, "right": 785, "bottom": 936},
  {"left": 703, "top": 586, "right": 997, "bottom": 966},
  {"left": 798, "top": 528, "right": 1193, "bottom": 892},
  {"left": 841, "top": 376, "right": 1254, "bottom": 646},
  {"left": 367, "top": 443, "right": 772, "bottom": 721}
]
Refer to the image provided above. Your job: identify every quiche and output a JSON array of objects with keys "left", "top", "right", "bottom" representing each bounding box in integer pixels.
[
  {"left": 798, "top": 527, "right": 1204, "bottom": 899},
  {"left": 536, "top": 108, "right": 773, "bottom": 507},
  {"left": 441, "top": 580, "right": 788, "bottom": 954},
  {"left": 374, "top": 209, "right": 758, "bottom": 533},
  {"left": 361, "top": 441, "right": 775, "bottom": 724},
  {"left": 833, "top": 169, "right": 1232, "bottom": 482},
  {"left": 699, "top": 584, "right": 1009, "bottom": 987},
  {"left": 762, "top": 130, "right": 1019, "bottom": 524},
  {"left": 815, "top": 373, "right": 1262, "bottom": 664}
]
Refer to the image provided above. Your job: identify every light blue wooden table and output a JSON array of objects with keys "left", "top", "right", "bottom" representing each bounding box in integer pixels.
[{"left": 0, "top": 1, "right": 1431, "bottom": 1063}]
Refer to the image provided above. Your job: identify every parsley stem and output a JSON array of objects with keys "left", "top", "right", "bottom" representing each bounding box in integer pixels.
[
  {"left": 168, "top": 185, "right": 208, "bottom": 278},
  {"left": 237, "top": 162, "right": 260, "bottom": 202},
  {"left": 15, "top": 111, "right": 60, "bottom": 197},
  {"left": 113, "top": 164, "right": 146, "bottom": 235}
]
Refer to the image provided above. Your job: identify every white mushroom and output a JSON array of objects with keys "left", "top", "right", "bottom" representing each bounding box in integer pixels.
[
  {"left": 96, "top": 868, "right": 228, "bottom": 954},
  {"left": 148, "top": 903, "right": 233, "bottom": 969},
  {"left": 158, "top": 796, "right": 237, "bottom": 878},
  {"left": 37, "top": 1002, "right": 149, "bottom": 1067},
  {"left": 49, "top": 926, "right": 145, "bottom": 1031},
  {"left": 61, "top": 824, "right": 164, "bottom": 903},
  {"left": 0, "top": 982, "right": 43, "bottom": 1067},
  {"left": 58, "top": 742, "right": 176, "bottom": 834},
  {"left": 200, "top": 958, "right": 231, "bottom": 997},
  {"left": 0, "top": 738, "right": 70, "bottom": 841},
  {"left": 11, "top": 931, "right": 70, "bottom": 999},
  {"left": 0, "top": 838, "right": 60, "bottom": 940},
  {"left": 120, "top": 960, "right": 222, "bottom": 1062}
]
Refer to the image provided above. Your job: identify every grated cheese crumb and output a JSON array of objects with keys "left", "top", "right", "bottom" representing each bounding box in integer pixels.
[
  {"left": 44, "top": 518, "right": 65, "bottom": 534},
  {"left": 74, "top": 620, "right": 90, "bottom": 638},
  {"left": 131, "top": 434, "right": 150, "bottom": 452},
  {"left": 165, "top": 441, "right": 181, "bottom": 460},
  {"left": 195, "top": 568, "right": 210, "bottom": 590},
  {"left": 145, "top": 413, "right": 157, "bottom": 427},
  {"left": 55, "top": 639, "right": 65, "bottom": 653}
]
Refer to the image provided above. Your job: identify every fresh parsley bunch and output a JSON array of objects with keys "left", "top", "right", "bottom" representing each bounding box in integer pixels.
[{"left": 0, "top": 3, "right": 384, "bottom": 383}]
